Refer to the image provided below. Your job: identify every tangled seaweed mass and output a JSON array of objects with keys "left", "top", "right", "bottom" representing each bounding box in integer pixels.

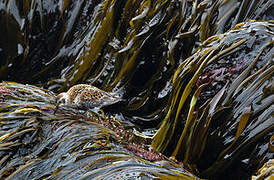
[
  {"left": 0, "top": 82, "right": 197, "bottom": 179},
  {"left": 0, "top": 0, "right": 273, "bottom": 180}
]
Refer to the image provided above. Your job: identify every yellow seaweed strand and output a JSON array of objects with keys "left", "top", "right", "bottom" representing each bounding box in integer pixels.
[
  {"left": 62, "top": 0, "right": 116, "bottom": 90},
  {"left": 218, "top": 106, "right": 252, "bottom": 159},
  {"left": 174, "top": 49, "right": 215, "bottom": 124},
  {"left": 0, "top": 132, "right": 13, "bottom": 141},
  {"left": 15, "top": 108, "right": 42, "bottom": 114},
  {"left": 171, "top": 84, "right": 205, "bottom": 158}
]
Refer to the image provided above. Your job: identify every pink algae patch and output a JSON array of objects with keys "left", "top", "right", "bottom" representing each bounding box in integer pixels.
[
  {"left": 126, "top": 144, "right": 164, "bottom": 162},
  {"left": 0, "top": 88, "right": 12, "bottom": 95}
]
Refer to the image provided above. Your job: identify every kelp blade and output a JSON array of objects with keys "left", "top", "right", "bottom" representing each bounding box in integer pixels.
[
  {"left": 0, "top": 82, "right": 198, "bottom": 179},
  {"left": 152, "top": 21, "right": 274, "bottom": 179},
  {"left": 0, "top": 0, "right": 273, "bottom": 126}
]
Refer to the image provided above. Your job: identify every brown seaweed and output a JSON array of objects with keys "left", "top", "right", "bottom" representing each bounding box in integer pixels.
[
  {"left": 0, "top": 0, "right": 273, "bottom": 179},
  {"left": 251, "top": 159, "right": 274, "bottom": 180},
  {"left": 152, "top": 21, "right": 274, "bottom": 179},
  {"left": 0, "top": 0, "right": 273, "bottom": 126},
  {"left": 0, "top": 82, "right": 198, "bottom": 179}
]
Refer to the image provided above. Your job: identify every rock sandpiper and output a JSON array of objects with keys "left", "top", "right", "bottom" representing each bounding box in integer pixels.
[{"left": 56, "top": 84, "right": 121, "bottom": 110}]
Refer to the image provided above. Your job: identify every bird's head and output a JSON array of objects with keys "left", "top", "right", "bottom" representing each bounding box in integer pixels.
[
  {"left": 55, "top": 92, "right": 69, "bottom": 113},
  {"left": 56, "top": 92, "right": 69, "bottom": 106}
]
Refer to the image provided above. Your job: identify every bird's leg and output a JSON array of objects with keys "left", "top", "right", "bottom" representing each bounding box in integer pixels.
[{"left": 54, "top": 104, "right": 59, "bottom": 114}]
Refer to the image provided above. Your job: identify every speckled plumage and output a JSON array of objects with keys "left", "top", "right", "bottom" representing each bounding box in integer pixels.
[{"left": 56, "top": 84, "right": 121, "bottom": 110}]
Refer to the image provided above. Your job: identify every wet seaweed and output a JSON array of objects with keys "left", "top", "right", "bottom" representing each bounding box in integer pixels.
[
  {"left": 0, "top": 82, "right": 198, "bottom": 179},
  {"left": 0, "top": 0, "right": 273, "bottom": 179},
  {"left": 1, "top": 0, "right": 273, "bottom": 126},
  {"left": 152, "top": 21, "right": 274, "bottom": 179}
]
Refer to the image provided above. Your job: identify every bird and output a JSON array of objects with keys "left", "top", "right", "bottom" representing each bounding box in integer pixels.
[{"left": 55, "top": 84, "right": 122, "bottom": 111}]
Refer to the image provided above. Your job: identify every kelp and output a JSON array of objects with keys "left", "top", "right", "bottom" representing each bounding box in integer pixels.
[
  {"left": 0, "top": 82, "right": 198, "bottom": 179},
  {"left": 152, "top": 21, "right": 274, "bottom": 179},
  {"left": 0, "top": 0, "right": 273, "bottom": 125},
  {"left": 0, "top": 0, "right": 274, "bottom": 179},
  {"left": 251, "top": 159, "right": 274, "bottom": 180}
]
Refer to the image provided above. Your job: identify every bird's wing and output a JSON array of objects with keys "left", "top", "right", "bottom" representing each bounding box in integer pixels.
[{"left": 75, "top": 89, "right": 104, "bottom": 109}]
